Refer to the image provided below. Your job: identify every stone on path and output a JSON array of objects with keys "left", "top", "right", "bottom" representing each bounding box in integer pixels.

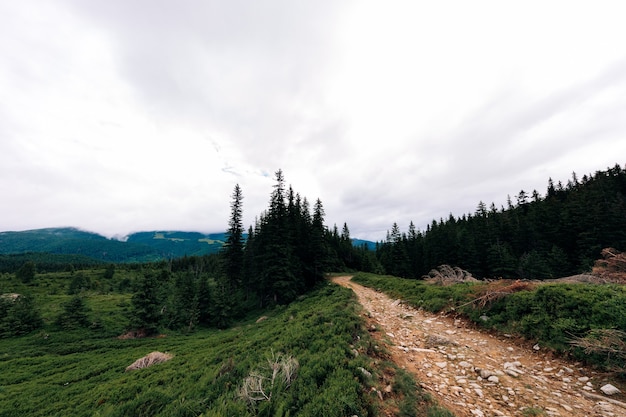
[{"left": 600, "top": 383, "right": 620, "bottom": 395}]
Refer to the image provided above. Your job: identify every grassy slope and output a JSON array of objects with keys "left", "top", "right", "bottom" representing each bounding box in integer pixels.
[
  {"left": 0, "top": 282, "right": 370, "bottom": 416},
  {"left": 1, "top": 271, "right": 455, "bottom": 417}
]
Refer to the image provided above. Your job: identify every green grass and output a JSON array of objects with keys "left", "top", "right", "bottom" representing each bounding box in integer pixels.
[
  {"left": 0, "top": 279, "right": 396, "bottom": 416},
  {"left": 0, "top": 282, "right": 367, "bottom": 416},
  {"left": 0, "top": 269, "right": 458, "bottom": 417}
]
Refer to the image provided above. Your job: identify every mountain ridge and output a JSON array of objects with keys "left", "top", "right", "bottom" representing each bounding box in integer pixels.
[{"left": 0, "top": 227, "right": 375, "bottom": 263}]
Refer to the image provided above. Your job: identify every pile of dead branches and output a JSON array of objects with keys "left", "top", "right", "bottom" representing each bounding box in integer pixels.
[
  {"left": 570, "top": 329, "right": 626, "bottom": 370},
  {"left": 458, "top": 280, "right": 535, "bottom": 309},
  {"left": 592, "top": 248, "right": 626, "bottom": 283},
  {"left": 423, "top": 265, "right": 478, "bottom": 285}
]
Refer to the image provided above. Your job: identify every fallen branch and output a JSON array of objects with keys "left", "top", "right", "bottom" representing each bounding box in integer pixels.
[
  {"left": 569, "top": 329, "right": 626, "bottom": 360},
  {"left": 456, "top": 280, "right": 534, "bottom": 309}
]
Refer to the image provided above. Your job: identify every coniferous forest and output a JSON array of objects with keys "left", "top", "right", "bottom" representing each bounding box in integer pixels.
[{"left": 376, "top": 163, "right": 626, "bottom": 279}]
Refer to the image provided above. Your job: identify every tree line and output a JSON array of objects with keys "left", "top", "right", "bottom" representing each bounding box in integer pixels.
[
  {"left": 2, "top": 170, "right": 375, "bottom": 337},
  {"left": 376, "top": 163, "right": 626, "bottom": 279},
  {"left": 126, "top": 170, "right": 374, "bottom": 332}
]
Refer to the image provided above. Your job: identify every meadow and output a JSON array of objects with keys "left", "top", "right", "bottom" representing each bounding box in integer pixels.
[{"left": 0, "top": 269, "right": 450, "bottom": 417}]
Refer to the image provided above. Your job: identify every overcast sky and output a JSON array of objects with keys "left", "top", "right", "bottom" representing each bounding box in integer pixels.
[{"left": 1, "top": 1, "right": 626, "bottom": 241}]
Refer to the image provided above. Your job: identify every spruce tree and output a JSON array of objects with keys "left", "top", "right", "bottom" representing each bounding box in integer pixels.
[
  {"left": 55, "top": 295, "right": 91, "bottom": 330},
  {"left": 222, "top": 184, "right": 245, "bottom": 290},
  {"left": 129, "top": 271, "right": 163, "bottom": 336},
  {"left": 310, "top": 198, "right": 329, "bottom": 285},
  {"left": 263, "top": 170, "right": 298, "bottom": 303},
  {"left": 16, "top": 261, "right": 35, "bottom": 284}
]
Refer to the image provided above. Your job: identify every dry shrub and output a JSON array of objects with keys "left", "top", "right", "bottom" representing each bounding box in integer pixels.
[
  {"left": 125, "top": 351, "right": 173, "bottom": 372},
  {"left": 238, "top": 351, "right": 299, "bottom": 405},
  {"left": 117, "top": 329, "right": 149, "bottom": 340},
  {"left": 423, "top": 265, "right": 478, "bottom": 285},
  {"left": 591, "top": 248, "right": 626, "bottom": 283}
]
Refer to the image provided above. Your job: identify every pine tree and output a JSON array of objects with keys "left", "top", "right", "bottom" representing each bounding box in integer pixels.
[
  {"left": 222, "top": 184, "right": 245, "bottom": 290},
  {"left": 264, "top": 170, "right": 298, "bottom": 303},
  {"left": 310, "top": 198, "right": 329, "bottom": 284},
  {"left": 0, "top": 293, "right": 43, "bottom": 337},
  {"left": 55, "top": 295, "right": 91, "bottom": 330},
  {"left": 129, "top": 271, "right": 163, "bottom": 336},
  {"left": 16, "top": 261, "right": 36, "bottom": 284}
]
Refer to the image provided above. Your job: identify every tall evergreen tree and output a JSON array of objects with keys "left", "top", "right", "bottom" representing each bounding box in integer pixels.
[
  {"left": 259, "top": 170, "right": 298, "bottom": 304},
  {"left": 129, "top": 271, "right": 164, "bottom": 336},
  {"left": 310, "top": 198, "right": 329, "bottom": 284},
  {"left": 222, "top": 184, "right": 245, "bottom": 290}
]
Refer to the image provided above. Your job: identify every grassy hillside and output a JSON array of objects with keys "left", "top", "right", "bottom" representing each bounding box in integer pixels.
[{"left": 0, "top": 269, "right": 450, "bottom": 417}]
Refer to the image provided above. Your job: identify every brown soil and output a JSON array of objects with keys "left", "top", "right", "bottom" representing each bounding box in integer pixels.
[{"left": 333, "top": 276, "right": 626, "bottom": 417}]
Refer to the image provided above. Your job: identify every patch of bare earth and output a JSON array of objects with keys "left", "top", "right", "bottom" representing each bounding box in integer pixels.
[{"left": 333, "top": 276, "right": 626, "bottom": 417}]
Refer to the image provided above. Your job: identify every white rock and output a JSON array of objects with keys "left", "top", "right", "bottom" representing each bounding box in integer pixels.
[
  {"left": 600, "top": 383, "right": 621, "bottom": 395},
  {"left": 578, "top": 376, "right": 589, "bottom": 383},
  {"left": 411, "top": 348, "right": 436, "bottom": 353},
  {"left": 435, "top": 362, "right": 447, "bottom": 369},
  {"left": 505, "top": 369, "right": 519, "bottom": 378},
  {"left": 459, "top": 361, "right": 472, "bottom": 368},
  {"left": 474, "top": 388, "right": 484, "bottom": 398},
  {"left": 533, "top": 343, "right": 540, "bottom": 350},
  {"left": 488, "top": 375, "right": 500, "bottom": 383},
  {"left": 470, "top": 409, "right": 484, "bottom": 416},
  {"left": 479, "top": 369, "right": 493, "bottom": 379},
  {"left": 561, "top": 403, "right": 573, "bottom": 412},
  {"left": 358, "top": 367, "right": 372, "bottom": 378}
]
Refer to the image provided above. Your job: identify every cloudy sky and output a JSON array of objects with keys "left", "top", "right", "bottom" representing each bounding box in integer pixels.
[{"left": 1, "top": 1, "right": 626, "bottom": 241}]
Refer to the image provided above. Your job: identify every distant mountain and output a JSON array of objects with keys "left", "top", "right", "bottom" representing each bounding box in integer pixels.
[
  {"left": 351, "top": 238, "right": 377, "bottom": 250},
  {"left": 0, "top": 227, "right": 376, "bottom": 264},
  {"left": 0, "top": 228, "right": 226, "bottom": 263},
  {"left": 125, "top": 230, "right": 227, "bottom": 258}
]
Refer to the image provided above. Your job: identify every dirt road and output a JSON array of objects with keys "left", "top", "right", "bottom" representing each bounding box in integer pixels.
[{"left": 332, "top": 276, "right": 625, "bottom": 417}]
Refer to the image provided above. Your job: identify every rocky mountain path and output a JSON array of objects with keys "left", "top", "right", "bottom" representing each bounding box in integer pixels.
[{"left": 332, "top": 276, "right": 626, "bottom": 417}]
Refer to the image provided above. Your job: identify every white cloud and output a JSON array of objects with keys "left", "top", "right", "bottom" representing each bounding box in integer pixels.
[{"left": 1, "top": 1, "right": 626, "bottom": 240}]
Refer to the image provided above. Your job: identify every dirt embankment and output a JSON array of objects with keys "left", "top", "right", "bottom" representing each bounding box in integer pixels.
[{"left": 333, "top": 275, "right": 626, "bottom": 417}]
